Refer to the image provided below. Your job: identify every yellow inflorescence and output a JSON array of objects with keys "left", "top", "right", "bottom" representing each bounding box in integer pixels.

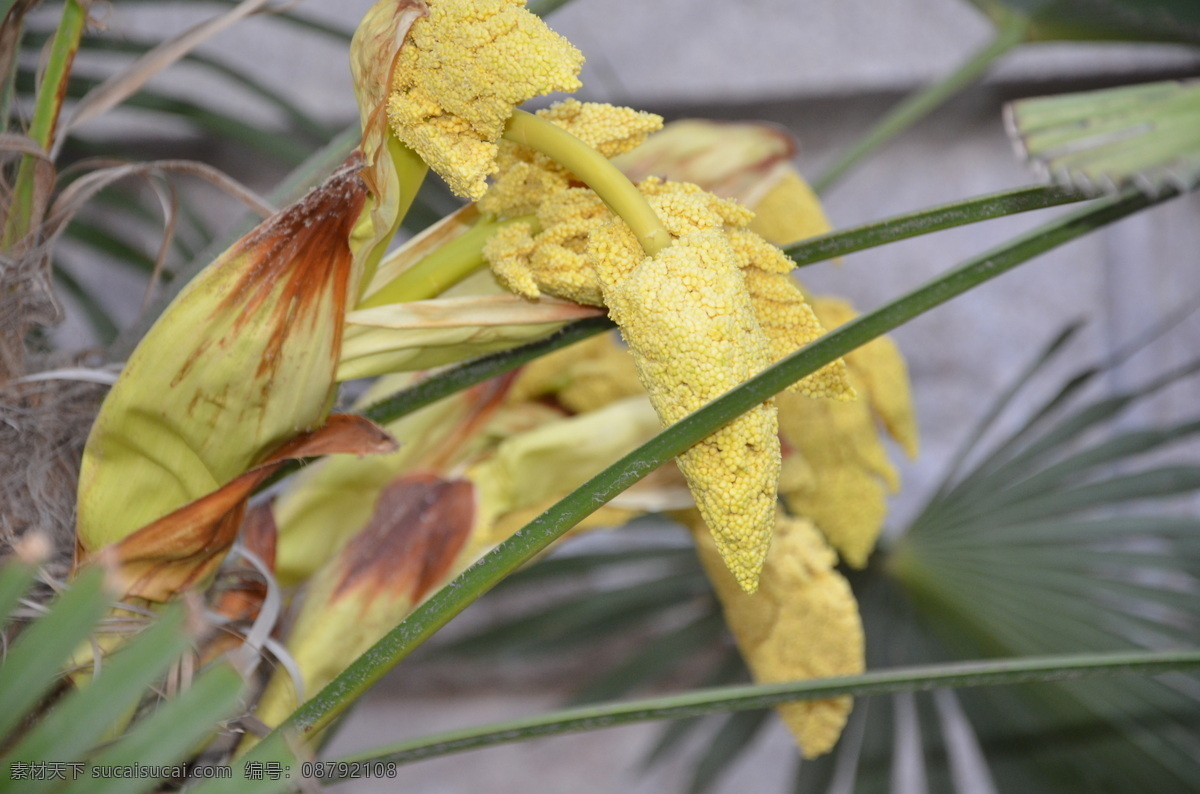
[
  {"left": 587, "top": 178, "right": 853, "bottom": 402},
  {"left": 585, "top": 183, "right": 781, "bottom": 590},
  {"left": 484, "top": 188, "right": 611, "bottom": 306},
  {"left": 688, "top": 511, "right": 864, "bottom": 757},
  {"left": 779, "top": 296, "right": 919, "bottom": 567},
  {"left": 386, "top": 0, "right": 584, "bottom": 200},
  {"left": 812, "top": 296, "right": 919, "bottom": 458},
  {"left": 602, "top": 228, "right": 779, "bottom": 591},
  {"left": 731, "top": 230, "right": 853, "bottom": 399},
  {"left": 479, "top": 100, "right": 663, "bottom": 217},
  {"left": 483, "top": 176, "right": 852, "bottom": 591}
]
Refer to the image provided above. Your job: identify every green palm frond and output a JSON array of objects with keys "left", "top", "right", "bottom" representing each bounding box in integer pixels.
[
  {"left": 1006, "top": 80, "right": 1200, "bottom": 197},
  {"left": 0, "top": 554, "right": 248, "bottom": 793}
]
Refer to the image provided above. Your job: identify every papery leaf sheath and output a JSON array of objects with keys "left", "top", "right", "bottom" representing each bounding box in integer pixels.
[
  {"left": 83, "top": 416, "right": 394, "bottom": 602},
  {"left": 77, "top": 157, "right": 369, "bottom": 553}
]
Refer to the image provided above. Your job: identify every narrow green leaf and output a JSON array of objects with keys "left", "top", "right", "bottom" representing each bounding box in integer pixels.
[
  {"left": 641, "top": 651, "right": 748, "bottom": 771},
  {"left": 2, "top": 0, "right": 87, "bottom": 248},
  {"left": 68, "top": 664, "right": 245, "bottom": 794},
  {"left": 5, "top": 606, "right": 191, "bottom": 784},
  {"left": 333, "top": 650, "right": 1200, "bottom": 769},
  {"left": 244, "top": 187, "right": 1176, "bottom": 752},
  {"left": 784, "top": 185, "right": 1087, "bottom": 266},
  {"left": 0, "top": 567, "right": 109, "bottom": 745}
]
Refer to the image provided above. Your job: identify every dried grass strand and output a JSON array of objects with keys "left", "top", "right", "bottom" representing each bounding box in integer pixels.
[{"left": 54, "top": 0, "right": 281, "bottom": 155}]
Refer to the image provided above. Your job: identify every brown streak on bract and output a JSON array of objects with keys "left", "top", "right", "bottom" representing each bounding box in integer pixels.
[
  {"left": 167, "top": 155, "right": 369, "bottom": 391},
  {"left": 229, "top": 155, "right": 368, "bottom": 383},
  {"left": 332, "top": 473, "right": 476, "bottom": 606},
  {"left": 422, "top": 370, "right": 519, "bottom": 471},
  {"left": 207, "top": 502, "right": 277, "bottom": 628}
]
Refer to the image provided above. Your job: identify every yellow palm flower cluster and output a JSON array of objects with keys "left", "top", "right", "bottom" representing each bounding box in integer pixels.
[
  {"left": 385, "top": 0, "right": 584, "bottom": 200},
  {"left": 485, "top": 188, "right": 612, "bottom": 306},
  {"left": 687, "top": 510, "right": 864, "bottom": 758},
  {"left": 779, "top": 296, "right": 918, "bottom": 567},
  {"left": 486, "top": 176, "right": 852, "bottom": 592},
  {"left": 367, "top": 0, "right": 855, "bottom": 593}
]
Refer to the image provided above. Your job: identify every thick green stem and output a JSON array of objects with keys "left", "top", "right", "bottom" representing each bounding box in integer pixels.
[
  {"left": 2, "top": 0, "right": 87, "bottom": 249},
  {"left": 812, "top": 12, "right": 1028, "bottom": 194},
  {"left": 784, "top": 183, "right": 1088, "bottom": 266},
  {"left": 358, "top": 214, "right": 537, "bottom": 308},
  {"left": 245, "top": 187, "right": 1173, "bottom": 752},
  {"left": 337, "top": 648, "right": 1200, "bottom": 768},
  {"left": 503, "top": 109, "right": 671, "bottom": 256}
]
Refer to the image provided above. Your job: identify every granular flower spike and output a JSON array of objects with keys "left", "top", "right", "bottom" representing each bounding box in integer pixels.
[
  {"left": 685, "top": 509, "right": 864, "bottom": 758},
  {"left": 385, "top": 0, "right": 585, "bottom": 201},
  {"left": 592, "top": 222, "right": 781, "bottom": 592}
]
